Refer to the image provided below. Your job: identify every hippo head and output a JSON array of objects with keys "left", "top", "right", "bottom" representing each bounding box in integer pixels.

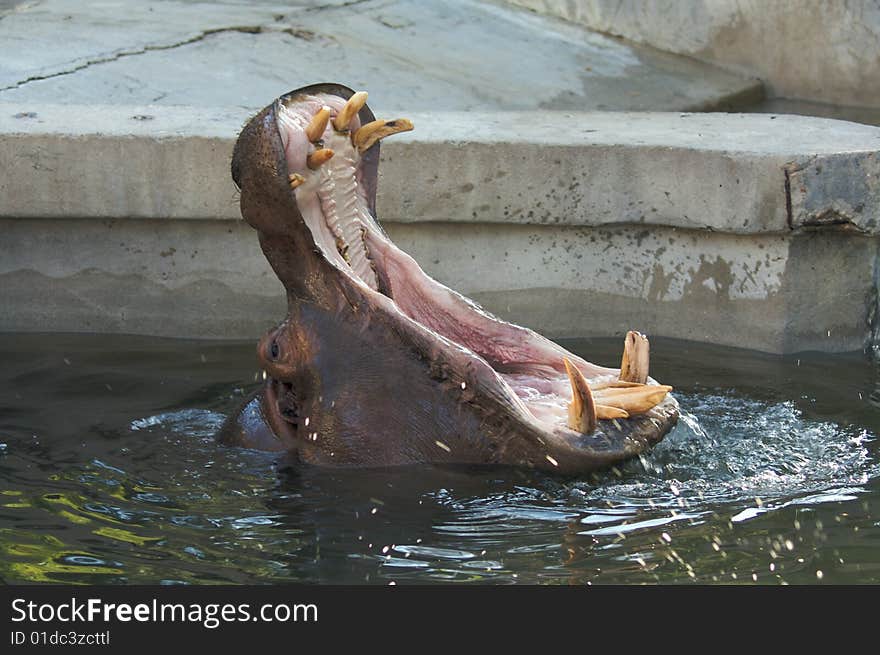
[{"left": 222, "top": 83, "right": 679, "bottom": 474}]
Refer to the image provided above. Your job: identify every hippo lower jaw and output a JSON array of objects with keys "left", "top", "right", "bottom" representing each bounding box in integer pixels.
[{"left": 223, "top": 84, "right": 678, "bottom": 474}]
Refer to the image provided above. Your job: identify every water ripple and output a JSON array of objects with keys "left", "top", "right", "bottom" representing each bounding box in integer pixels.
[{"left": 2, "top": 335, "right": 879, "bottom": 584}]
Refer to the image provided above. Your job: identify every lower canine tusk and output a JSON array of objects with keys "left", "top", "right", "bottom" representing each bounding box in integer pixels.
[
  {"left": 352, "top": 118, "right": 414, "bottom": 153},
  {"left": 333, "top": 91, "right": 368, "bottom": 132},
  {"left": 619, "top": 330, "right": 650, "bottom": 384},
  {"left": 307, "top": 148, "right": 335, "bottom": 170},
  {"left": 563, "top": 357, "right": 597, "bottom": 434},
  {"left": 590, "top": 379, "right": 642, "bottom": 391},
  {"left": 596, "top": 405, "right": 629, "bottom": 419},
  {"left": 594, "top": 385, "right": 671, "bottom": 415}
]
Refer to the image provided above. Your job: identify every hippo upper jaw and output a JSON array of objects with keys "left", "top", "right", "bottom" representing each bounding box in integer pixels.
[{"left": 225, "top": 83, "right": 679, "bottom": 474}]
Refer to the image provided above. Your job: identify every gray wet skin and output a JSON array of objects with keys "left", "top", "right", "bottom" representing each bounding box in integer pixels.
[{"left": 218, "top": 83, "right": 679, "bottom": 474}]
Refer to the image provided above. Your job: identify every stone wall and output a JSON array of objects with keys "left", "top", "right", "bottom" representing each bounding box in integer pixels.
[
  {"left": 506, "top": 0, "right": 880, "bottom": 108},
  {"left": 2, "top": 103, "right": 879, "bottom": 353}
]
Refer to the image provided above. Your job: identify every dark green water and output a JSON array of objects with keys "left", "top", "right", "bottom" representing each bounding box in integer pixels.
[{"left": 0, "top": 333, "right": 878, "bottom": 585}]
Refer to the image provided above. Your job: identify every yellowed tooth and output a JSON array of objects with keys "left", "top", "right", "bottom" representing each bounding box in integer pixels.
[
  {"left": 333, "top": 91, "right": 368, "bottom": 132},
  {"left": 590, "top": 380, "right": 644, "bottom": 391},
  {"left": 305, "top": 106, "right": 332, "bottom": 143},
  {"left": 620, "top": 330, "right": 649, "bottom": 384},
  {"left": 594, "top": 386, "right": 670, "bottom": 415},
  {"left": 563, "top": 357, "right": 597, "bottom": 434},
  {"left": 352, "top": 118, "right": 414, "bottom": 153},
  {"left": 594, "top": 384, "right": 672, "bottom": 398},
  {"left": 288, "top": 173, "right": 305, "bottom": 189},
  {"left": 306, "top": 148, "right": 335, "bottom": 170},
  {"left": 596, "top": 405, "right": 629, "bottom": 419}
]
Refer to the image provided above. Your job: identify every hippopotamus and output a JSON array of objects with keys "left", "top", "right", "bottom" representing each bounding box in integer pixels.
[{"left": 219, "top": 83, "right": 679, "bottom": 474}]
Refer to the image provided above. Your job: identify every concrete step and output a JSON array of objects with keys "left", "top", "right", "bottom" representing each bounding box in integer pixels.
[
  {"left": 2, "top": 104, "right": 878, "bottom": 234},
  {"left": 2, "top": 102, "right": 879, "bottom": 353}
]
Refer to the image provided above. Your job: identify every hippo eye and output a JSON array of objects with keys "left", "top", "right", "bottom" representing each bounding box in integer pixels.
[{"left": 269, "top": 339, "right": 281, "bottom": 360}]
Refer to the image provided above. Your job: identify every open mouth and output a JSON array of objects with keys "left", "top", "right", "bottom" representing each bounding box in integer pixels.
[{"left": 268, "top": 88, "right": 675, "bottom": 445}]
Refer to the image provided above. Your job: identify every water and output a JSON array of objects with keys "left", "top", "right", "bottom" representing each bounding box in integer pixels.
[
  {"left": 747, "top": 97, "right": 880, "bottom": 127},
  {"left": 1, "top": 333, "right": 878, "bottom": 585}
]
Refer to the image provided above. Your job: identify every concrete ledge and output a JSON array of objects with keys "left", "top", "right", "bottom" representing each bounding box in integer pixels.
[
  {"left": 1, "top": 103, "right": 879, "bottom": 353},
  {"left": 786, "top": 153, "right": 880, "bottom": 233},
  {"left": 2, "top": 104, "right": 879, "bottom": 234}
]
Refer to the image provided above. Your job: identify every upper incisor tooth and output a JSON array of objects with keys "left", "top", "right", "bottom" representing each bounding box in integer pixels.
[
  {"left": 305, "top": 106, "right": 332, "bottom": 143},
  {"left": 307, "top": 148, "right": 335, "bottom": 170},
  {"left": 333, "top": 91, "right": 368, "bottom": 131},
  {"left": 352, "top": 118, "right": 414, "bottom": 153}
]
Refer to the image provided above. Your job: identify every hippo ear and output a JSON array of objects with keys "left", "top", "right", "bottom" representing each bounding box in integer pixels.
[{"left": 278, "top": 83, "right": 381, "bottom": 218}]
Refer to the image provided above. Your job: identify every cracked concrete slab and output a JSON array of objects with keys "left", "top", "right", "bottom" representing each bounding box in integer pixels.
[{"left": 0, "top": 0, "right": 762, "bottom": 112}]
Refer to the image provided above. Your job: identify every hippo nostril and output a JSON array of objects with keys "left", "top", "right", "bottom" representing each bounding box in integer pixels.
[{"left": 269, "top": 339, "right": 281, "bottom": 360}]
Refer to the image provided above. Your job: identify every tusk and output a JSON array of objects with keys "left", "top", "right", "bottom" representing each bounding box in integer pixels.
[
  {"left": 563, "top": 357, "right": 597, "bottom": 434},
  {"left": 305, "top": 106, "right": 332, "bottom": 143},
  {"left": 596, "top": 405, "right": 629, "bottom": 419},
  {"left": 619, "top": 331, "right": 650, "bottom": 384},
  {"left": 352, "top": 118, "right": 414, "bottom": 153},
  {"left": 333, "top": 91, "right": 368, "bottom": 132},
  {"left": 307, "top": 148, "right": 335, "bottom": 170},
  {"left": 590, "top": 379, "right": 643, "bottom": 391},
  {"left": 288, "top": 173, "right": 305, "bottom": 189},
  {"left": 593, "top": 386, "right": 671, "bottom": 415},
  {"left": 594, "top": 384, "right": 672, "bottom": 398}
]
